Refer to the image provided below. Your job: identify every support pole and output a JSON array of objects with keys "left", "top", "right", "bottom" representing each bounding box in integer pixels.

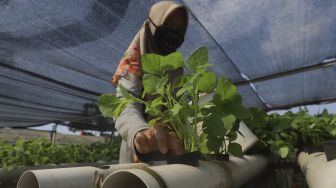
[{"left": 50, "top": 122, "right": 59, "bottom": 143}]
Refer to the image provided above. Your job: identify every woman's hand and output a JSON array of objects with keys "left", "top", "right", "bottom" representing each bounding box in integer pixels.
[{"left": 133, "top": 124, "right": 185, "bottom": 159}]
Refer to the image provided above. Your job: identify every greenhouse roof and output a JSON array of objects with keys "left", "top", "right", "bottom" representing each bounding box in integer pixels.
[{"left": 1, "top": 0, "right": 336, "bottom": 127}]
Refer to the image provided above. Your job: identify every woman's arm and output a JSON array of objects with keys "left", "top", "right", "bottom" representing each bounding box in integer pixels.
[
  {"left": 115, "top": 77, "right": 148, "bottom": 155},
  {"left": 112, "top": 43, "right": 184, "bottom": 162}
]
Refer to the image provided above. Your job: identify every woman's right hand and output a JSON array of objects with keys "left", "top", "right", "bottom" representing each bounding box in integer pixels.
[{"left": 133, "top": 124, "right": 185, "bottom": 158}]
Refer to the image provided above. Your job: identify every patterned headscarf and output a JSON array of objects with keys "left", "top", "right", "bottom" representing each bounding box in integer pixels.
[{"left": 111, "top": 1, "right": 188, "bottom": 86}]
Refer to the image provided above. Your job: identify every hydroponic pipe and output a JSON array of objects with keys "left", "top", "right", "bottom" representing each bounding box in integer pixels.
[
  {"left": 17, "top": 166, "right": 97, "bottom": 188},
  {"left": 0, "top": 161, "right": 115, "bottom": 181},
  {"left": 298, "top": 152, "right": 336, "bottom": 188},
  {"left": 16, "top": 163, "right": 149, "bottom": 188},
  {"left": 101, "top": 155, "right": 268, "bottom": 188}
]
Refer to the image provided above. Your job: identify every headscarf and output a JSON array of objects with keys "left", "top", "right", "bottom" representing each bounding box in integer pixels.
[{"left": 111, "top": 1, "right": 188, "bottom": 86}]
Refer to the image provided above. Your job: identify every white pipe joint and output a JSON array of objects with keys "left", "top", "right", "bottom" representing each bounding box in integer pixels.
[
  {"left": 16, "top": 163, "right": 149, "bottom": 188},
  {"left": 17, "top": 167, "right": 97, "bottom": 188},
  {"left": 102, "top": 155, "right": 268, "bottom": 188},
  {"left": 298, "top": 152, "right": 336, "bottom": 188}
]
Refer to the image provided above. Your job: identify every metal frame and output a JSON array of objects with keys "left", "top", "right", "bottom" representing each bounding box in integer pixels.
[
  {"left": 266, "top": 97, "right": 336, "bottom": 111},
  {"left": 235, "top": 59, "right": 336, "bottom": 86}
]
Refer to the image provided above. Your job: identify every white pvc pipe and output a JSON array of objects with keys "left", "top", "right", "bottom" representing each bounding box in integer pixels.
[
  {"left": 17, "top": 167, "right": 97, "bottom": 188},
  {"left": 96, "top": 163, "right": 149, "bottom": 177},
  {"left": 102, "top": 155, "right": 268, "bottom": 188},
  {"left": 298, "top": 152, "right": 336, "bottom": 188},
  {"left": 102, "top": 161, "right": 228, "bottom": 188},
  {"left": 0, "top": 161, "right": 115, "bottom": 181},
  {"left": 93, "top": 163, "right": 149, "bottom": 187},
  {"left": 16, "top": 163, "right": 149, "bottom": 188}
]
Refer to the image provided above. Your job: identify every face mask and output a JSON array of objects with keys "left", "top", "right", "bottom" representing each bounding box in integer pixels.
[{"left": 148, "top": 17, "right": 184, "bottom": 55}]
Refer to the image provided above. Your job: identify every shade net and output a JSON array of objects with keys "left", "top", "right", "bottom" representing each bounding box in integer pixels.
[{"left": 0, "top": 0, "right": 335, "bottom": 128}]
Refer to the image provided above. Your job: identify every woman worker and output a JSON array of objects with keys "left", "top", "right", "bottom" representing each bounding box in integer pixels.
[{"left": 111, "top": 1, "right": 189, "bottom": 163}]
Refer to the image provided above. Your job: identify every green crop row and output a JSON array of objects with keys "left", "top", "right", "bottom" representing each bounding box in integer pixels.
[
  {"left": 0, "top": 138, "right": 120, "bottom": 171},
  {"left": 246, "top": 109, "right": 336, "bottom": 159}
]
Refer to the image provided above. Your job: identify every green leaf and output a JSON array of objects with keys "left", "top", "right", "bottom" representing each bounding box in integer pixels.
[
  {"left": 188, "top": 72, "right": 201, "bottom": 85},
  {"left": 203, "top": 113, "right": 224, "bottom": 137},
  {"left": 197, "top": 72, "right": 216, "bottom": 93},
  {"left": 146, "top": 99, "right": 162, "bottom": 111},
  {"left": 273, "top": 117, "right": 291, "bottom": 131},
  {"left": 141, "top": 54, "right": 163, "bottom": 75},
  {"left": 161, "top": 52, "right": 184, "bottom": 72},
  {"left": 163, "top": 110, "right": 173, "bottom": 120},
  {"left": 142, "top": 74, "right": 160, "bottom": 95},
  {"left": 148, "top": 118, "right": 159, "bottom": 127},
  {"left": 156, "top": 76, "right": 169, "bottom": 95},
  {"left": 196, "top": 63, "right": 213, "bottom": 72},
  {"left": 173, "top": 75, "right": 188, "bottom": 89},
  {"left": 331, "top": 129, "right": 336, "bottom": 136},
  {"left": 227, "top": 103, "right": 251, "bottom": 119},
  {"left": 214, "top": 78, "right": 239, "bottom": 103},
  {"left": 247, "top": 108, "right": 267, "bottom": 129},
  {"left": 227, "top": 131, "right": 238, "bottom": 141},
  {"left": 145, "top": 106, "right": 161, "bottom": 117},
  {"left": 223, "top": 114, "right": 236, "bottom": 130},
  {"left": 207, "top": 136, "right": 224, "bottom": 153},
  {"left": 280, "top": 132, "right": 288, "bottom": 138},
  {"left": 291, "top": 121, "right": 298, "bottom": 129},
  {"left": 176, "top": 86, "right": 190, "bottom": 97},
  {"left": 119, "top": 84, "right": 133, "bottom": 99},
  {"left": 279, "top": 146, "right": 289, "bottom": 158},
  {"left": 228, "top": 142, "right": 243, "bottom": 157},
  {"left": 168, "top": 104, "right": 182, "bottom": 116},
  {"left": 203, "top": 113, "right": 235, "bottom": 137},
  {"left": 98, "top": 94, "right": 132, "bottom": 118},
  {"left": 178, "top": 92, "right": 192, "bottom": 107},
  {"left": 149, "top": 97, "right": 165, "bottom": 108},
  {"left": 188, "top": 46, "right": 208, "bottom": 73}
]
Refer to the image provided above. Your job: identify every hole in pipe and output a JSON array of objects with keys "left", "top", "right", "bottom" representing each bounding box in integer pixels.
[
  {"left": 100, "top": 165, "right": 111, "bottom": 169},
  {"left": 17, "top": 171, "right": 39, "bottom": 188},
  {"left": 102, "top": 171, "right": 147, "bottom": 188}
]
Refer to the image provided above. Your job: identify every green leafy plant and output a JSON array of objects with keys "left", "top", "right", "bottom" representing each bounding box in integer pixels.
[
  {"left": 0, "top": 138, "right": 120, "bottom": 171},
  {"left": 246, "top": 108, "right": 336, "bottom": 159},
  {"left": 291, "top": 110, "right": 336, "bottom": 147},
  {"left": 99, "top": 47, "right": 251, "bottom": 157},
  {"left": 246, "top": 110, "right": 301, "bottom": 159}
]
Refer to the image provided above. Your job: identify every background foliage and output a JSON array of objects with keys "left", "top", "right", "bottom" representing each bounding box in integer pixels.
[
  {"left": 246, "top": 109, "right": 336, "bottom": 158},
  {"left": 0, "top": 138, "right": 120, "bottom": 171}
]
